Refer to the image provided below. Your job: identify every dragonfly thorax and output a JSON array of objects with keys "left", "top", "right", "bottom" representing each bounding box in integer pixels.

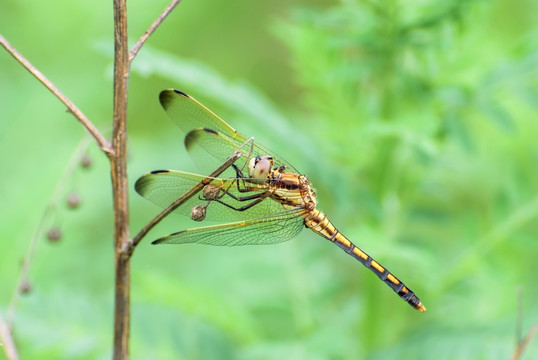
[{"left": 248, "top": 155, "right": 274, "bottom": 183}]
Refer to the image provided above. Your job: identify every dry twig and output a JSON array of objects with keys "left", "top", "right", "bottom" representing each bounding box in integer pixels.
[
  {"left": 6, "top": 139, "right": 92, "bottom": 324},
  {"left": 0, "top": 314, "right": 18, "bottom": 360},
  {"left": 0, "top": 34, "right": 112, "bottom": 156},
  {"left": 511, "top": 288, "right": 537, "bottom": 360},
  {"left": 111, "top": 0, "right": 130, "bottom": 357},
  {"left": 129, "top": 0, "right": 183, "bottom": 62},
  {"left": 511, "top": 326, "right": 537, "bottom": 360},
  {"left": 1, "top": 0, "right": 184, "bottom": 358}
]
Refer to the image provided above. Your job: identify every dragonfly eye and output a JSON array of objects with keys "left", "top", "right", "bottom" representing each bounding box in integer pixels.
[{"left": 249, "top": 155, "right": 273, "bottom": 182}]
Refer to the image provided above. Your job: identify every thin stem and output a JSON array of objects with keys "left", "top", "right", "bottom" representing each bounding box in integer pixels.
[
  {"left": 129, "top": 0, "right": 183, "bottom": 63},
  {"left": 130, "top": 145, "right": 247, "bottom": 251},
  {"left": 113, "top": 0, "right": 184, "bottom": 356},
  {"left": 511, "top": 326, "right": 537, "bottom": 360},
  {"left": 6, "top": 138, "right": 92, "bottom": 324},
  {"left": 0, "top": 34, "right": 112, "bottom": 157},
  {"left": 511, "top": 289, "right": 537, "bottom": 360},
  {"left": 516, "top": 287, "right": 523, "bottom": 346},
  {"left": 0, "top": 314, "right": 18, "bottom": 360},
  {"left": 112, "top": 0, "right": 131, "bottom": 358}
]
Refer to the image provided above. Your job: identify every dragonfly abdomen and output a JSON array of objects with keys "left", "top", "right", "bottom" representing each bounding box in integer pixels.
[{"left": 304, "top": 209, "right": 426, "bottom": 312}]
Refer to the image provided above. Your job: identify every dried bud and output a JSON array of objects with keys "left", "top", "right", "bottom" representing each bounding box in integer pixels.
[
  {"left": 19, "top": 280, "right": 32, "bottom": 294},
  {"left": 203, "top": 184, "right": 221, "bottom": 200},
  {"left": 66, "top": 192, "right": 81, "bottom": 209},
  {"left": 46, "top": 227, "right": 62, "bottom": 242},
  {"left": 80, "top": 155, "right": 92, "bottom": 169},
  {"left": 190, "top": 205, "right": 207, "bottom": 222}
]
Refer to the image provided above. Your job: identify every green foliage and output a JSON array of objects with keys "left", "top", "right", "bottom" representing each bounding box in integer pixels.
[
  {"left": 270, "top": 0, "right": 538, "bottom": 358},
  {"left": 2, "top": 0, "right": 538, "bottom": 359}
]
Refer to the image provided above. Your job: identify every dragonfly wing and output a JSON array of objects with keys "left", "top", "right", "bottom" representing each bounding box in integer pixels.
[
  {"left": 183, "top": 128, "right": 251, "bottom": 177},
  {"left": 152, "top": 209, "right": 306, "bottom": 246},
  {"left": 160, "top": 89, "right": 299, "bottom": 174},
  {"left": 185, "top": 128, "right": 298, "bottom": 175},
  {"left": 160, "top": 89, "right": 241, "bottom": 139},
  {"left": 135, "top": 170, "right": 295, "bottom": 222}
]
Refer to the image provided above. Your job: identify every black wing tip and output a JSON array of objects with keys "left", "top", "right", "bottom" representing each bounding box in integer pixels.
[
  {"left": 134, "top": 170, "right": 170, "bottom": 193},
  {"left": 159, "top": 89, "right": 190, "bottom": 108},
  {"left": 150, "top": 169, "right": 170, "bottom": 174},
  {"left": 152, "top": 230, "right": 185, "bottom": 245},
  {"left": 173, "top": 89, "right": 189, "bottom": 97},
  {"left": 203, "top": 128, "right": 219, "bottom": 135},
  {"left": 184, "top": 128, "right": 219, "bottom": 150}
]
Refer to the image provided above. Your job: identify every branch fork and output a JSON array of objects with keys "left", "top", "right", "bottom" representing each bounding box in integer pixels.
[{"left": 1, "top": 1, "right": 184, "bottom": 359}]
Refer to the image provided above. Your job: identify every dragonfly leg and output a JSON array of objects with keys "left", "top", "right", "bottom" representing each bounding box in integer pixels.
[
  {"left": 231, "top": 164, "right": 252, "bottom": 193},
  {"left": 213, "top": 195, "right": 267, "bottom": 212},
  {"left": 214, "top": 164, "right": 261, "bottom": 198},
  {"left": 198, "top": 189, "right": 264, "bottom": 203},
  {"left": 232, "top": 165, "right": 268, "bottom": 194},
  {"left": 232, "top": 163, "right": 246, "bottom": 178},
  {"left": 197, "top": 180, "right": 265, "bottom": 204},
  {"left": 222, "top": 191, "right": 266, "bottom": 202}
]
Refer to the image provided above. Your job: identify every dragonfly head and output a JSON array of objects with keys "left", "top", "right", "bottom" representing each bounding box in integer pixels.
[{"left": 248, "top": 155, "right": 273, "bottom": 183}]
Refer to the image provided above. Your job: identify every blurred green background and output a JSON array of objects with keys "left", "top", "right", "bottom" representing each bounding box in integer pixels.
[{"left": 1, "top": 0, "right": 538, "bottom": 359}]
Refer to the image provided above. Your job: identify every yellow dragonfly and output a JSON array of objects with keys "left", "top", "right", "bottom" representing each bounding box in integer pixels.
[{"left": 135, "top": 89, "right": 426, "bottom": 312}]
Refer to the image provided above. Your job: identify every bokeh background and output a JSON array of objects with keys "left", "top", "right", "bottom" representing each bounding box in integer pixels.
[{"left": 1, "top": 0, "right": 538, "bottom": 359}]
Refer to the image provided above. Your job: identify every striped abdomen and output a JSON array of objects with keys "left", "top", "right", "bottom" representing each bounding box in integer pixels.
[{"left": 303, "top": 209, "right": 426, "bottom": 312}]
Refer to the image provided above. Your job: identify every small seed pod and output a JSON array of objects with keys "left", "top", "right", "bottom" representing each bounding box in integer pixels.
[
  {"left": 19, "top": 280, "right": 32, "bottom": 294},
  {"left": 66, "top": 192, "right": 81, "bottom": 209},
  {"left": 190, "top": 204, "right": 207, "bottom": 222},
  {"left": 203, "top": 184, "right": 221, "bottom": 200},
  {"left": 80, "top": 155, "right": 92, "bottom": 169},
  {"left": 46, "top": 227, "right": 62, "bottom": 242}
]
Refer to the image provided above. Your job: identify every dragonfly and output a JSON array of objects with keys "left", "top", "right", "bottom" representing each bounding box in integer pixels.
[{"left": 135, "top": 89, "right": 426, "bottom": 312}]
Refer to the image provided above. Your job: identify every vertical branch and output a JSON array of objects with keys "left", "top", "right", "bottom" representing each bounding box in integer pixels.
[
  {"left": 112, "top": 0, "right": 131, "bottom": 359},
  {"left": 2, "top": 1, "right": 183, "bottom": 359}
]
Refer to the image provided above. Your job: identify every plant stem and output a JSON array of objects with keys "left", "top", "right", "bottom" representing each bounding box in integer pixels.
[
  {"left": 129, "top": 0, "right": 183, "bottom": 63},
  {"left": 112, "top": 0, "right": 131, "bottom": 358},
  {"left": 0, "top": 314, "right": 18, "bottom": 360},
  {"left": 512, "top": 326, "right": 537, "bottom": 360},
  {"left": 7, "top": 138, "right": 91, "bottom": 324},
  {"left": 0, "top": 34, "right": 112, "bottom": 157},
  {"left": 3, "top": 0, "right": 185, "bottom": 356}
]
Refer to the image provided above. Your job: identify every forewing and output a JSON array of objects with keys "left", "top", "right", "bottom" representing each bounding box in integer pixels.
[
  {"left": 160, "top": 89, "right": 299, "bottom": 174},
  {"left": 152, "top": 209, "right": 306, "bottom": 246},
  {"left": 159, "top": 89, "right": 240, "bottom": 138},
  {"left": 185, "top": 128, "right": 298, "bottom": 175},
  {"left": 135, "top": 170, "right": 298, "bottom": 222}
]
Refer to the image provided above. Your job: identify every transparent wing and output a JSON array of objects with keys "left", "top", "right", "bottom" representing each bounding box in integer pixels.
[
  {"left": 159, "top": 89, "right": 299, "bottom": 174},
  {"left": 152, "top": 209, "right": 306, "bottom": 246},
  {"left": 159, "top": 89, "right": 238, "bottom": 137},
  {"left": 185, "top": 128, "right": 298, "bottom": 176},
  {"left": 135, "top": 170, "right": 303, "bottom": 222}
]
